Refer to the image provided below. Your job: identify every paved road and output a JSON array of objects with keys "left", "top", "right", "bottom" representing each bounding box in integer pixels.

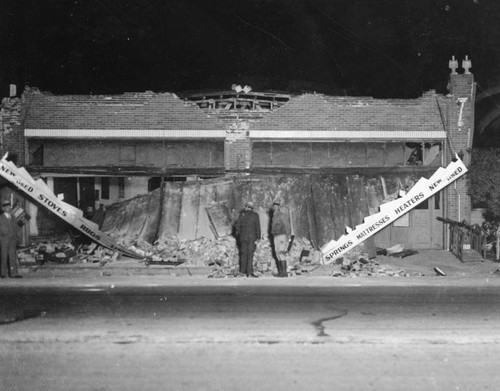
[{"left": 1, "top": 283, "right": 500, "bottom": 390}]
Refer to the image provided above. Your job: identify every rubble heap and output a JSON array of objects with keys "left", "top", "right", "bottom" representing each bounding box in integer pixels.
[
  {"left": 18, "top": 236, "right": 121, "bottom": 265},
  {"left": 18, "top": 233, "right": 409, "bottom": 278},
  {"left": 328, "top": 256, "right": 409, "bottom": 277},
  {"left": 116, "top": 234, "right": 239, "bottom": 268},
  {"left": 304, "top": 245, "right": 409, "bottom": 277}
]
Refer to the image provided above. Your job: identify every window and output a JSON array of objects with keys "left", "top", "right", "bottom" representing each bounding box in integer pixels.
[
  {"left": 251, "top": 141, "right": 441, "bottom": 168},
  {"left": 252, "top": 142, "right": 272, "bottom": 166},
  {"left": 101, "top": 177, "right": 110, "bottom": 200},
  {"left": 148, "top": 177, "right": 187, "bottom": 191},
  {"left": 385, "top": 143, "right": 405, "bottom": 166},
  {"left": 434, "top": 192, "right": 440, "bottom": 210},
  {"left": 148, "top": 177, "right": 162, "bottom": 192},
  {"left": 366, "top": 143, "right": 385, "bottom": 167},
  {"left": 118, "top": 178, "right": 125, "bottom": 198},
  {"left": 347, "top": 143, "right": 367, "bottom": 166}
]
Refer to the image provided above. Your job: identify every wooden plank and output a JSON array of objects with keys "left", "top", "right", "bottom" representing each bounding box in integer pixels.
[
  {"left": 205, "top": 203, "right": 232, "bottom": 239},
  {"left": 124, "top": 194, "right": 152, "bottom": 240},
  {"left": 346, "top": 175, "right": 376, "bottom": 258},
  {"left": 137, "top": 188, "right": 161, "bottom": 243},
  {"left": 104, "top": 198, "right": 138, "bottom": 237},
  {"left": 282, "top": 174, "right": 311, "bottom": 240},
  {"left": 157, "top": 182, "right": 183, "bottom": 240},
  {"left": 27, "top": 165, "right": 225, "bottom": 177},
  {"left": 178, "top": 182, "right": 200, "bottom": 240},
  {"left": 195, "top": 183, "right": 216, "bottom": 240},
  {"left": 331, "top": 179, "right": 352, "bottom": 239},
  {"left": 305, "top": 197, "right": 318, "bottom": 248},
  {"left": 311, "top": 175, "right": 344, "bottom": 247}
]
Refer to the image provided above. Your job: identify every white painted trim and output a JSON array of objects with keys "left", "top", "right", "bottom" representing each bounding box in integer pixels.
[
  {"left": 25, "top": 129, "right": 226, "bottom": 139},
  {"left": 25, "top": 128, "right": 447, "bottom": 140},
  {"left": 249, "top": 130, "right": 447, "bottom": 140}
]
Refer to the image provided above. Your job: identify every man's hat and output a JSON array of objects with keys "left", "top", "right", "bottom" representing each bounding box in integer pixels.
[
  {"left": 245, "top": 201, "right": 254, "bottom": 209},
  {"left": 272, "top": 201, "right": 281, "bottom": 206}
]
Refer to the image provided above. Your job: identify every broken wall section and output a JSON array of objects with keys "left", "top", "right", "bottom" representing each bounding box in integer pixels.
[{"left": 100, "top": 172, "right": 427, "bottom": 261}]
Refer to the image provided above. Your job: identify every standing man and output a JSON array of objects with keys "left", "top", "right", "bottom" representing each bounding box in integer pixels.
[
  {"left": 0, "top": 199, "right": 21, "bottom": 278},
  {"left": 271, "top": 201, "right": 293, "bottom": 277},
  {"left": 235, "top": 201, "right": 261, "bottom": 278}
]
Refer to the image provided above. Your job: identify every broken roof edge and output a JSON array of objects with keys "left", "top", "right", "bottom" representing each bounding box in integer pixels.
[
  {"left": 20, "top": 86, "right": 447, "bottom": 107},
  {"left": 22, "top": 88, "right": 172, "bottom": 103},
  {"left": 307, "top": 89, "right": 445, "bottom": 106},
  {"left": 22, "top": 87, "right": 228, "bottom": 130}
]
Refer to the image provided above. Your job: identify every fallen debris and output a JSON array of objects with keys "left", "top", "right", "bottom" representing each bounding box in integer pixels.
[
  {"left": 116, "top": 234, "right": 239, "bottom": 269},
  {"left": 376, "top": 245, "right": 418, "bottom": 259},
  {"left": 386, "top": 244, "right": 404, "bottom": 255},
  {"left": 18, "top": 232, "right": 413, "bottom": 279},
  {"left": 327, "top": 256, "right": 408, "bottom": 277},
  {"left": 18, "top": 235, "right": 122, "bottom": 266},
  {"left": 434, "top": 267, "right": 446, "bottom": 276},
  {"left": 389, "top": 249, "right": 419, "bottom": 258}
]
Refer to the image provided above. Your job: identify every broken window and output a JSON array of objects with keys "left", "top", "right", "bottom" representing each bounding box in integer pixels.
[
  {"left": 423, "top": 142, "right": 442, "bottom": 166},
  {"left": 405, "top": 142, "right": 442, "bottom": 166},
  {"left": 405, "top": 143, "right": 423, "bottom": 166}
]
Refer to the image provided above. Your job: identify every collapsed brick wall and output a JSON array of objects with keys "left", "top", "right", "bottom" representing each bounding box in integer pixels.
[
  {"left": 0, "top": 96, "right": 24, "bottom": 164},
  {"left": 100, "top": 172, "right": 442, "bottom": 257}
]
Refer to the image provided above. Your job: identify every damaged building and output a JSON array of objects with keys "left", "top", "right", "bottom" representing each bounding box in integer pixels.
[{"left": 0, "top": 57, "right": 475, "bottom": 264}]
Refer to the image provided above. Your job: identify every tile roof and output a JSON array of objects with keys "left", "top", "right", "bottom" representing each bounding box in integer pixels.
[
  {"left": 24, "top": 90, "right": 225, "bottom": 130},
  {"left": 22, "top": 89, "right": 447, "bottom": 134},
  {"left": 251, "top": 91, "right": 447, "bottom": 133}
]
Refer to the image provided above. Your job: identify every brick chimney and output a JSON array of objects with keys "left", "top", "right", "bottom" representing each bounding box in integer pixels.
[{"left": 445, "top": 55, "right": 476, "bottom": 224}]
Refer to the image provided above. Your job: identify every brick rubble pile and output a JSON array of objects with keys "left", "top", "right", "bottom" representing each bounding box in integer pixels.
[{"left": 17, "top": 233, "right": 412, "bottom": 278}]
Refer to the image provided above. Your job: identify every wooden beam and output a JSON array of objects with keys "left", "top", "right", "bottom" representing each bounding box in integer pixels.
[{"left": 27, "top": 165, "right": 225, "bottom": 177}]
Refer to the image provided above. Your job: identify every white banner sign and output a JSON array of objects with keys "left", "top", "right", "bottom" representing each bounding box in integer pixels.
[
  {"left": 0, "top": 156, "right": 141, "bottom": 259},
  {"left": 321, "top": 157, "right": 468, "bottom": 264}
]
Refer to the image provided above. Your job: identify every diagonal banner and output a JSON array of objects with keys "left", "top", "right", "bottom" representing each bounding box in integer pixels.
[
  {"left": 321, "top": 156, "right": 468, "bottom": 264},
  {"left": 0, "top": 155, "right": 142, "bottom": 259}
]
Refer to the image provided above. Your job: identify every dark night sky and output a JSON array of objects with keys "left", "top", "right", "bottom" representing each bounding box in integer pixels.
[{"left": 1, "top": 0, "right": 499, "bottom": 99}]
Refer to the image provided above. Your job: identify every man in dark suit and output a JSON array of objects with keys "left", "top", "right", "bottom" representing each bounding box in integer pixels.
[
  {"left": 235, "top": 201, "right": 261, "bottom": 278},
  {"left": 0, "top": 199, "right": 21, "bottom": 278}
]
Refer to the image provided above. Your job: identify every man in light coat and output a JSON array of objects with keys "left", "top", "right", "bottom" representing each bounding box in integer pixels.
[
  {"left": 0, "top": 199, "right": 21, "bottom": 278},
  {"left": 271, "top": 201, "right": 293, "bottom": 277}
]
